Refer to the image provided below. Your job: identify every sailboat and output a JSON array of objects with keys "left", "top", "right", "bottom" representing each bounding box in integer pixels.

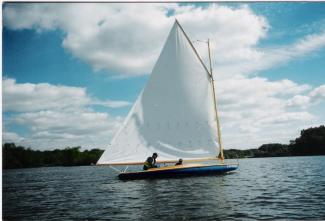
[{"left": 97, "top": 20, "right": 238, "bottom": 180}]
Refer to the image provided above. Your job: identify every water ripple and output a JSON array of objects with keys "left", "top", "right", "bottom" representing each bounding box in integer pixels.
[{"left": 3, "top": 156, "right": 325, "bottom": 220}]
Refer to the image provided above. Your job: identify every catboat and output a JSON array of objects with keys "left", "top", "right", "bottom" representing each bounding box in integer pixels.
[{"left": 97, "top": 20, "right": 239, "bottom": 179}]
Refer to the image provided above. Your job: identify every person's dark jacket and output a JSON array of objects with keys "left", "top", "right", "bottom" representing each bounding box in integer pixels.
[{"left": 143, "top": 157, "right": 157, "bottom": 170}]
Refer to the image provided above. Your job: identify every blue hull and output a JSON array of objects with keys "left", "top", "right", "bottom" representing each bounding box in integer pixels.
[{"left": 118, "top": 164, "right": 238, "bottom": 180}]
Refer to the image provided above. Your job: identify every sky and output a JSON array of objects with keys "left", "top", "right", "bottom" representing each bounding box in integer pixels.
[{"left": 2, "top": 2, "right": 325, "bottom": 150}]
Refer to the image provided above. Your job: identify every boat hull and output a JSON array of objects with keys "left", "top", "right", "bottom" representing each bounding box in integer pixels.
[{"left": 118, "top": 164, "right": 238, "bottom": 180}]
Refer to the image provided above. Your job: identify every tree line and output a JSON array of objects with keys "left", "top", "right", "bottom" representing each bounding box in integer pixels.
[
  {"left": 3, "top": 125, "right": 325, "bottom": 169},
  {"left": 224, "top": 125, "right": 325, "bottom": 159},
  {"left": 3, "top": 144, "right": 103, "bottom": 169}
]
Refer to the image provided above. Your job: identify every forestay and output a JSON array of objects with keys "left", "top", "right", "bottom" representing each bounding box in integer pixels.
[{"left": 97, "top": 21, "right": 220, "bottom": 165}]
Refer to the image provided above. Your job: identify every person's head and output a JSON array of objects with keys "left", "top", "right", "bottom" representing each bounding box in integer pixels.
[
  {"left": 178, "top": 159, "right": 183, "bottom": 163},
  {"left": 152, "top": 153, "right": 158, "bottom": 159}
]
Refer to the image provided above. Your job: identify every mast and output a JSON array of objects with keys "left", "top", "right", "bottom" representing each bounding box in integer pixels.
[{"left": 207, "top": 39, "right": 225, "bottom": 162}]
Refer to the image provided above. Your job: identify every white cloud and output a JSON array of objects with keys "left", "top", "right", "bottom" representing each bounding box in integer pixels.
[
  {"left": 216, "top": 31, "right": 325, "bottom": 78},
  {"left": 3, "top": 3, "right": 270, "bottom": 76},
  {"left": 214, "top": 76, "right": 322, "bottom": 148},
  {"left": 4, "top": 3, "right": 173, "bottom": 75},
  {"left": 91, "top": 99, "right": 131, "bottom": 108},
  {"left": 172, "top": 4, "right": 269, "bottom": 63},
  {"left": 3, "top": 78, "right": 131, "bottom": 112},
  {"left": 8, "top": 109, "right": 123, "bottom": 149},
  {"left": 262, "top": 31, "right": 325, "bottom": 70},
  {"left": 217, "top": 76, "right": 310, "bottom": 110},
  {"left": 286, "top": 95, "right": 310, "bottom": 109},
  {"left": 284, "top": 84, "right": 325, "bottom": 109},
  {"left": 4, "top": 3, "right": 325, "bottom": 79},
  {"left": 2, "top": 78, "right": 128, "bottom": 149},
  {"left": 2, "top": 131, "right": 25, "bottom": 143},
  {"left": 309, "top": 85, "right": 325, "bottom": 103}
]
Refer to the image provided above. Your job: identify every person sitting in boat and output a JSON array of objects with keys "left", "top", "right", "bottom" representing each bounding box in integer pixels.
[
  {"left": 143, "top": 153, "right": 158, "bottom": 170},
  {"left": 175, "top": 158, "right": 183, "bottom": 166}
]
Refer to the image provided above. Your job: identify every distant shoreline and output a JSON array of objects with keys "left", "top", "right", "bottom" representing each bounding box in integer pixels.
[
  {"left": 225, "top": 151, "right": 325, "bottom": 159},
  {"left": 3, "top": 154, "right": 325, "bottom": 171},
  {"left": 224, "top": 125, "right": 325, "bottom": 159},
  {"left": 3, "top": 125, "right": 324, "bottom": 170}
]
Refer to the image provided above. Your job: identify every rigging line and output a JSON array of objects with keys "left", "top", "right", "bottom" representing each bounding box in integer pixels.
[
  {"left": 109, "top": 165, "right": 122, "bottom": 174},
  {"left": 123, "top": 166, "right": 129, "bottom": 173}
]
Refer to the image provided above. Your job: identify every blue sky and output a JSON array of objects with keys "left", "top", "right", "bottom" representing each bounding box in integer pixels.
[{"left": 2, "top": 3, "right": 325, "bottom": 150}]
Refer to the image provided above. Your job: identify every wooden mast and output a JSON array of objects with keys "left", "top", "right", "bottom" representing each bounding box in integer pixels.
[{"left": 207, "top": 39, "right": 225, "bottom": 162}]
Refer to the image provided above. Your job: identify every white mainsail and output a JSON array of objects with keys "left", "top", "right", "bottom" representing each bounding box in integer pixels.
[{"left": 97, "top": 20, "right": 220, "bottom": 165}]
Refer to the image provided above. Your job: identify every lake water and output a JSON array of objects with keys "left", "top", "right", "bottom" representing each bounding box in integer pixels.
[{"left": 3, "top": 156, "right": 325, "bottom": 220}]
